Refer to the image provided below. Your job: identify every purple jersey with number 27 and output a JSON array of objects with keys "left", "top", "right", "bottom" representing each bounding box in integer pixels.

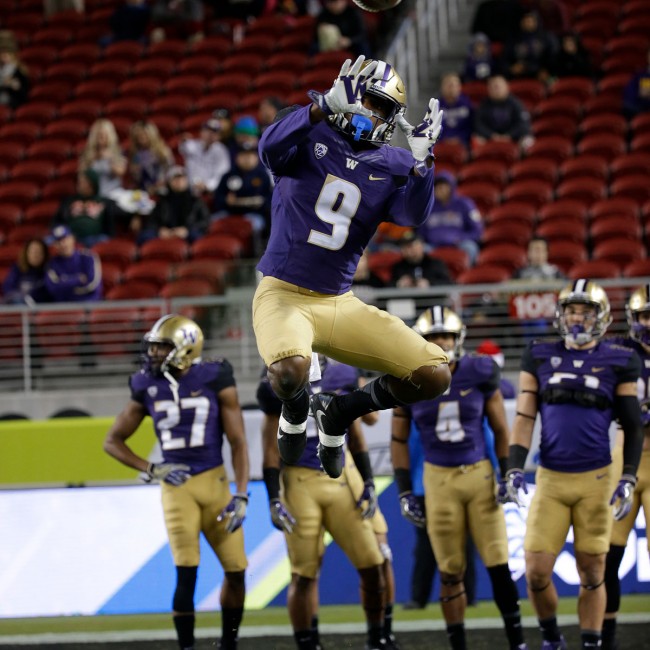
[{"left": 257, "top": 104, "right": 436, "bottom": 295}]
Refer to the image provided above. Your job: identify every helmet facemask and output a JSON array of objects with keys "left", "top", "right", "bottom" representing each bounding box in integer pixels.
[{"left": 554, "top": 280, "right": 612, "bottom": 346}]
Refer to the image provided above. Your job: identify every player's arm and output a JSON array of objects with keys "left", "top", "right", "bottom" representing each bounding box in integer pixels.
[
  {"left": 103, "top": 400, "right": 148, "bottom": 472},
  {"left": 485, "top": 388, "right": 510, "bottom": 478},
  {"left": 219, "top": 385, "right": 249, "bottom": 495},
  {"left": 347, "top": 419, "right": 377, "bottom": 518}
]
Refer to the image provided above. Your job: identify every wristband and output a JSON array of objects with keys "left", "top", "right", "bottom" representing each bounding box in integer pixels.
[
  {"left": 498, "top": 457, "right": 508, "bottom": 478},
  {"left": 263, "top": 467, "right": 281, "bottom": 501},
  {"left": 508, "top": 444, "right": 529, "bottom": 471}
]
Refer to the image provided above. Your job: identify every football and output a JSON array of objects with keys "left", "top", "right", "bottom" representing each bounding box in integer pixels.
[{"left": 352, "top": 0, "right": 403, "bottom": 12}]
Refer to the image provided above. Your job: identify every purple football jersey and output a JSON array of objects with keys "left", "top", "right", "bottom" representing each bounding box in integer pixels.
[
  {"left": 257, "top": 360, "right": 360, "bottom": 470},
  {"left": 130, "top": 361, "right": 236, "bottom": 474},
  {"left": 611, "top": 336, "right": 650, "bottom": 406},
  {"left": 406, "top": 355, "right": 500, "bottom": 467},
  {"left": 257, "top": 105, "right": 436, "bottom": 294},
  {"left": 522, "top": 339, "right": 640, "bottom": 473}
]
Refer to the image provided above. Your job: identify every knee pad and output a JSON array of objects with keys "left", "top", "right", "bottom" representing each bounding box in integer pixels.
[{"left": 173, "top": 566, "right": 198, "bottom": 613}]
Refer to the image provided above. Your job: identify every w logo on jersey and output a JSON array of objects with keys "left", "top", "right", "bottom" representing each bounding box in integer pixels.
[
  {"left": 345, "top": 158, "right": 359, "bottom": 169},
  {"left": 314, "top": 143, "right": 328, "bottom": 159}
]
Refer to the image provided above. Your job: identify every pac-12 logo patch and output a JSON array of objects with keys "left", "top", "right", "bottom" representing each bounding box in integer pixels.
[
  {"left": 147, "top": 386, "right": 158, "bottom": 397},
  {"left": 550, "top": 356, "right": 562, "bottom": 368},
  {"left": 314, "top": 143, "right": 328, "bottom": 159}
]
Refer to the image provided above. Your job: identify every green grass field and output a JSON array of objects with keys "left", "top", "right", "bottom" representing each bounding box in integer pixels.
[{"left": 1, "top": 594, "right": 648, "bottom": 636}]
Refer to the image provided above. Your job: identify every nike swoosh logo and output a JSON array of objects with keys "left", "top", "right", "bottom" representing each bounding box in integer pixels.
[
  {"left": 316, "top": 411, "right": 326, "bottom": 432},
  {"left": 190, "top": 390, "right": 202, "bottom": 396},
  {"left": 596, "top": 473, "right": 607, "bottom": 480},
  {"left": 460, "top": 389, "right": 473, "bottom": 396},
  {"left": 592, "top": 367, "right": 605, "bottom": 373},
  {"left": 369, "top": 175, "right": 386, "bottom": 181}
]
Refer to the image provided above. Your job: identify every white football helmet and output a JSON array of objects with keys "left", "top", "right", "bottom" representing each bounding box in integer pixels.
[{"left": 554, "top": 279, "right": 612, "bottom": 345}]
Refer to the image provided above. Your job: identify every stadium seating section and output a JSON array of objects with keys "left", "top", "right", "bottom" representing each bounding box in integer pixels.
[{"left": 0, "top": 0, "right": 648, "bottom": 300}]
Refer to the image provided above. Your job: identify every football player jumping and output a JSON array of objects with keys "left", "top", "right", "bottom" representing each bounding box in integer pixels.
[
  {"left": 253, "top": 55, "right": 451, "bottom": 481},
  {"left": 602, "top": 285, "right": 650, "bottom": 650},
  {"left": 104, "top": 315, "right": 250, "bottom": 650},
  {"left": 257, "top": 357, "right": 399, "bottom": 650},
  {"left": 505, "top": 280, "right": 644, "bottom": 650},
  {"left": 391, "top": 306, "right": 527, "bottom": 650}
]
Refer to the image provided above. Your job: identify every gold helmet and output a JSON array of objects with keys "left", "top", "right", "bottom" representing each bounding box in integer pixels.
[
  {"left": 413, "top": 306, "right": 466, "bottom": 362},
  {"left": 332, "top": 60, "right": 407, "bottom": 145},
  {"left": 554, "top": 279, "right": 612, "bottom": 345},
  {"left": 626, "top": 284, "right": 650, "bottom": 345},
  {"left": 143, "top": 314, "right": 204, "bottom": 373}
]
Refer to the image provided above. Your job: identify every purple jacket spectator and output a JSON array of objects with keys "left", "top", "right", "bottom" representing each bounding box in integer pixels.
[
  {"left": 463, "top": 33, "right": 496, "bottom": 82},
  {"left": 2, "top": 239, "right": 51, "bottom": 305},
  {"left": 439, "top": 73, "right": 474, "bottom": 147},
  {"left": 418, "top": 171, "right": 483, "bottom": 265},
  {"left": 45, "top": 226, "right": 103, "bottom": 302}
]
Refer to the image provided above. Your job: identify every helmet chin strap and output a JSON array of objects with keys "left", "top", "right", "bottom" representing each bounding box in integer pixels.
[
  {"left": 350, "top": 114, "right": 373, "bottom": 141},
  {"left": 164, "top": 369, "right": 180, "bottom": 404}
]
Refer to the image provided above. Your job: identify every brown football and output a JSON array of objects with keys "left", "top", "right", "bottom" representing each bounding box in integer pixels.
[{"left": 352, "top": 0, "right": 403, "bottom": 12}]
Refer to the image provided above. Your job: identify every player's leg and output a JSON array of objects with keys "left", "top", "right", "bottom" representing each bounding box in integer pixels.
[
  {"left": 288, "top": 573, "right": 319, "bottom": 650},
  {"left": 405, "top": 503, "right": 437, "bottom": 609},
  {"left": 252, "top": 277, "right": 315, "bottom": 464},
  {"left": 310, "top": 293, "right": 450, "bottom": 477},
  {"left": 375, "top": 530, "right": 400, "bottom": 649},
  {"left": 161, "top": 482, "right": 202, "bottom": 650},
  {"left": 523, "top": 468, "right": 571, "bottom": 649},
  {"left": 219, "top": 570, "right": 245, "bottom": 650},
  {"left": 574, "top": 551, "right": 607, "bottom": 650},
  {"left": 467, "top": 460, "right": 526, "bottom": 650},
  {"left": 358, "top": 564, "right": 387, "bottom": 650}
]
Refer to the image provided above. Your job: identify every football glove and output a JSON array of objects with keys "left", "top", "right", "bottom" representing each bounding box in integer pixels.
[
  {"left": 505, "top": 469, "right": 528, "bottom": 507},
  {"left": 395, "top": 97, "right": 444, "bottom": 162},
  {"left": 146, "top": 462, "right": 191, "bottom": 486},
  {"left": 269, "top": 498, "right": 296, "bottom": 534},
  {"left": 496, "top": 478, "right": 511, "bottom": 505},
  {"left": 217, "top": 493, "right": 249, "bottom": 533},
  {"left": 308, "top": 55, "right": 384, "bottom": 117},
  {"left": 357, "top": 479, "right": 378, "bottom": 520},
  {"left": 399, "top": 491, "right": 426, "bottom": 528},
  {"left": 610, "top": 474, "right": 637, "bottom": 521}
]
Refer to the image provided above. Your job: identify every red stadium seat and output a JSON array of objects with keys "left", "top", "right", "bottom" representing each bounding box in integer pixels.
[
  {"left": 605, "top": 35, "right": 648, "bottom": 59},
  {"left": 220, "top": 54, "right": 264, "bottom": 76},
  {"left": 547, "top": 76, "right": 594, "bottom": 102},
  {"left": 461, "top": 80, "right": 487, "bottom": 106},
  {"left": 42, "top": 61, "right": 87, "bottom": 86},
  {"left": 631, "top": 113, "right": 650, "bottom": 137},
  {"left": 525, "top": 136, "right": 573, "bottom": 164},
  {"left": 92, "top": 239, "right": 138, "bottom": 270},
  {"left": 457, "top": 264, "right": 511, "bottom": 284},
  {"left": 533, "top": 96, "right": 581, "bottom": 121},
  {"left": 477, "top": 244, "right": 527, "bottom": 274},
  {"left": 567, "top": 260, "right": 621, "bottom": 280},
  {"left": 593, "top": 239, "right": 646, "bottom": 268},
  {"left": 147, "top": 39, "right": 187, "bottom": 59},
  {"left": 246, "top": 13, "right": 289, "bottom": 37},
  {"left": 609, "top": 175, "right": 650, "bottom": 206},
  {"left": 277, "top": 30, "right": 312, "bottom": 52},
  {"left": 502, "top": 180, "right": 553, "bottom": 209},
  {"left": 456, "top": 181, "right": 501, "bottom": 214},
  {"left": 602, "top": 51, "right": 647, "bottom": 76},
  {"left": 41, "top": 178, "right": 75, "bottom": 202},
  {"left": 60, "top": 43, "right": 100, "bottom": 64},
  {"left": 428, "top": 247, "right": 470, "bottom": 280},
  {"left": 574, "top": 1, "right": 620, "bottom": 22},
  {"left": 555, "top": 177, "right": 606, "bottom": 206},
  {"left": 457, "top": 160, "right": 509, "bottom": 187},
  {"left": 471, "top": 140, "right": 520, "bottom": 165},
  {"left": 10, "top": 160, "right": 56, "bottom": 184},
  {"left": 486, "top": 202, "right": 536, "bottom": 227},
  {"left": 22, "top": 200, "right": 58, "bottom": 227},
  {"left": 0, "top": 181, "right": 40, "bottom": 208},
  {"left": 630, "top": 132, "right": 650, "bottom": 155},
  {"left": 194, "top": 93, "right": 239, "bottom": 116},
  {"left": 367, "top": 250, "right": 401, "bottom": 283},
  {"left": 7, "top": 223, "right": 49, "bottom": 245},
  {"left": 0, "top": 121, "right": 42, "bottom": 146},
  {"left": 536, "top": 219, "right": 587, "bottom": 244},
  {"left": 590, "top": 216, "right": 641, "bottom": 247},
  {"left": 266, "top": 51, "right": 309, "bottom": 75},
  {"left": 118, "top": 78, "right": 162, "bottom": 101},
  {"left": 0, "top": 205, "right": 22, "bottom": 233},
  {"left": 150, "top": 96, "right": 194, "bottom": 117},
  {"left": 177, "top": 55, "right": 221, "bottom": 77},
  {"left": 298, "top": 68, "right": 340, "bottom": 93},
  {"left": 597, "top": 73, "right": 631, "bottom": 99},
  {"left": 123, "top": 260, "right": 173, "bottom": 289},
  {"left": 0, "top": 242, "right": 23, "bottom": 267},
  {"left": 163, "top": 75, "right": 206, "bottom": 99},
  {"left": 531, "top": 116, "right": 576, "bottom": 141},
  {"left": 509, "top": 158, "right": 557, "bottom": 185},
  {"left": 579, "top": 113, "right": 627, "bottom": 139},
  {"left": 609, "top": 153, "right": 650, "bottom": 183},
  {"left": 160, "top": 277, "right": 214, "bottom": 298},
  {"left": 191, "top": 234, "right": 244, "bottom": 261},
  {"left": 537, "top": 199, "right": 589, "bottom": 225},
  {"left": 139, "top": 238, "right": 189, "bottom": 263},
  {"left": 559, "top": 155, "right": 608, "bottom": 183},
  {"left": 31, "top": 26, "right": 72, "bottom": 48},
  {"left": 106, "top": 281, "right": 160, "bottom": 301},
  {"left": 104, "top": 41, "right": 145, "bottom": 63},
  {"left": 132, "top": 57, "right": 176, "bottom": 81},
  {"left": 99, "top": 262, "right": 123, "bottom": 296},
  {"left": 58, "top": 99, "right": 103, "bottom": 123},
  {"left": 32, "top": 309, "right": 85, "bottom": 359},
  {"left": 508, "top": 78, "right": 546, "bottom": 110},
  {"left": 583, "top": 95, "right": 622, "bottom": 118},
  {"left": 548, "top": 241, "right": 588, "bottom": 275},
  {"left": 174, "top": 259, "right": 230, "bottom": 292},
  {"left": 482, "top": 222, "right": 532, "bottom": 247},
  {"left": 208, "top": 216, "right": 254, "bottom": 253},
  {"left": 27, "top": 139, "right": 72, "bottom": 165},
  {"left": 87, "top": 308, "right": 141, "bottom": 356},
  {"left": 42, "top": 119, "right": 87, "bottom": 141},
  {"left": 433, "top": 140, "right": 468, "bottom": 168},
  {"left": 14, "top": 101, "right": 58, "bottom": 123},
  {"left": 576, "top": 133, "right": 626, "bottom": 159},
  {"left": 574, "top": 17, "right": 616, "bottom": 41},
  {"left": 590, "top": 197, "right": 639, "bottom": 223},
  {"left": 0, "top": 142, "right": 25, "bottom": 167},
  {"left": 73, "top": 80, "right": 117, "bottom": 103},
  {"left": 105, "top": 98, "right": 149, "bottom": 121},
  {"left": 190, "top": 36, "right": 231, "bottom": 59},
  {"left": 623, "top": 260, "right": 650, "bottom": 278}
]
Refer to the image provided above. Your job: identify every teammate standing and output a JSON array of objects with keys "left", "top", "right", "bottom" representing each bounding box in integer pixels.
[
  {"left": 253, "top": 55, "right": 451, "bottom": 480},
  {"left": 391, "top": 306, "right": 527, "bottom": 650},
  {"left": 257, "top": 358, "right": 399, "bottom": 650},
  {"left": 505, "top": 280, "right": 644, "bottom": 650},
  {"left": 603, "top": 285, "right": 650, "bottom": 650},
  {"left": 104, "top": 315, "right": 249, "bottom": 650}
]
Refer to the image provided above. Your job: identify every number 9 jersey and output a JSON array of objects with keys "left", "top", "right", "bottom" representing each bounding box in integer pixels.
[{"left": 129, "top": 360, "right": 236, "bottom": 475}]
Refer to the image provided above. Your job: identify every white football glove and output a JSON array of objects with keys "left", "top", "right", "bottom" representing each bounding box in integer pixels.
[
  {"left": 146, "top": 462, "right": 191, "bottom": 486},
  {"left": 308, "top": 55, "right": 387, "bottom": 117},
  {"left": 395, "top": 97, "right": 444, "bottom": 161}
]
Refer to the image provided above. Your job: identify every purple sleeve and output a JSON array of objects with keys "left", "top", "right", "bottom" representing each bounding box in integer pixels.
[
  {"left": 259, "top": 104, "right": 312, "bottom": 174},
  {"left": 387, "top": 167, "right": 436, "bottom": 228}
]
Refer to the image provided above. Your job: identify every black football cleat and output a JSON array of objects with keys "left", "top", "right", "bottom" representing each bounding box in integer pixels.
[
  {"left": 277, "top": 427, "right": 307, "bottom": 465},
  {"left": 310, "top": 392, "right": 346, "bottom": 478}
]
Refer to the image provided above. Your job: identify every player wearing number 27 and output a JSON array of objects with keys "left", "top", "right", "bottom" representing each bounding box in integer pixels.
[
  {"left": 505, "top": 280, "right": 644, "bottom": 650},
  {"left": 254, "top": 55, "right": 451, "bottom": 481},
  {"left": 104, "top": 315, "right": 250, "bottom": 650}
]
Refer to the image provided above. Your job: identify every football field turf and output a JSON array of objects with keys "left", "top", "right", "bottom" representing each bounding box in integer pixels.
[{"left": 1, "top": 596, "right": 649, "bottom": 648}]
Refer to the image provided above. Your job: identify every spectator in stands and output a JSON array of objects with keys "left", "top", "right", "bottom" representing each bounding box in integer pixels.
[
  {"left": 150, "top": 0, "right": 205, "bottom": 44},
  {"left": 212, "top": 142, "right": 273, "bottom": 239},
  {"left": 474, "top": 75, "right": 532, "bottom": 147},
  {"left": 314, "top": 0, "right": 371, "bottom": 58},
  {"left": 258, "top": 96, "right": 286, "bottom": 134},
  {"left": 623, "top": 46, "right": 650, "bottom": 120},
  {"left": 550, "top": 31, "right": 593, "bottom": 79},
  {"left": 438, "top": 72, "right": 474, "bottom": 148},
  {"left": 231, "top": 116, "right": 261, "bottom": 159},
  {"left": 418, "top": 171, "right": 483, "bottom": 266},
  {"left": 139, "top": 165, "right": 210, "bottom": 245},
  {"left": 2, "top": 239, "right": 51, "bottom": 305},
  {"left": 79, "top": 119, "right": 127, "bottom": 198},
  {"left": 209, "top": 0, "right": 265, "bottom": 21},
  {"left": 0, "top": 32, "right": 29, "bottom": 110},
  {"left": 502, "top": 9, "right": 557, "bottom": 83},
  {"left": 471, "top": 0, "right": 524, "bottom": 46},
  {"left": 127, "top": 120, "right": 174, "bottom": 194},
  {"left": 54, "top": 170, "right": 120, "bottom": 248},
  {"left": 179, "top": 118, "right": 231, "bottom": 195},
  {"left": 462, "top": 33, "right": 496, "bottom": 82},
  {"left": 106, "top": 0, "right": 151, "bottom": 44},
  {"left": 45, "top": 225, "right": 103, "bottom": 302},
  {"left": 390, "top": 231, "right": 452, "bottom": 289},
  {"left": 512, "top": 237, "right": 565, "bottom": 281},
  {"left": 212, "top": 107, "right": 235, "bottom": 150}
]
